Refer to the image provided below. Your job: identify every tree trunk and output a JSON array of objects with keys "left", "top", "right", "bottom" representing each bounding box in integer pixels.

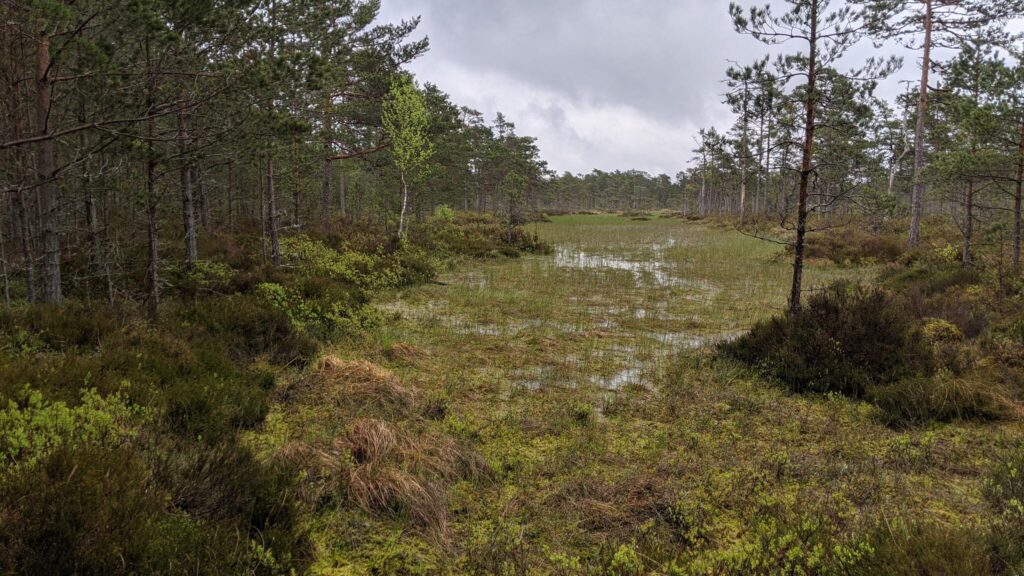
[
  {"left": 145, "top": 36, "right": 159, "bottom": 319},
  {"left": 266, "top": 153, "right": 281, "bottom": 266},
  {"left": 1014, "top": 120, "right": 1023, "bottom": 268},
  {"left": 227, "top": 160, "right": 236, "bottom": 230},
  {"left": 321, "top": 157, "right": 333, "bottom": 226},
  {"left": 699, "top": 169, "right": 707, "bottom": 216},
  {"left": 908, "top": 0, "right": 932, "bottom": 248},
  {"left": 146, "top": 160, "right": 160, "bottom": 320},
  {"left": 342, "top": 169, "right": 350, "bottom": 216},
  {"left": 789, "top": 1, "right": 818, "bottom": 315},
  {"left": 962, "top": 179, "right": 973, "bottom": 267},
  {"left": 180, "top": 162, "right": 198, "bottom": 265},
  {"left": 292, "top": 140, "right": 301, "bottom": 229},
  {"left": 13, "top": 190, "right": 36, "bottom": 301},
  {"left": 321, "top": 95, "right": 333, "bottom": 226},
  {"left": 0, "top": 219, "right": 10, "bottom": 304},
  {"left": 339, "top": 168, "right": 347, "bottom": 216},
  {"left": 398, "top": 170, "right": 409, "bottom": 240},
  {"left": 85, "top": 195, "right": 102, "bottom": 295},
  {"left": 196, "top": 166, "right": 209, "bottom": 229},
  {"left": 35, "top": 30, "right": 61, "bottom": 302}
]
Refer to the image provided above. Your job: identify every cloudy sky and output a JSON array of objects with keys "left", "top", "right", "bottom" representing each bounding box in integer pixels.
[{"left": 376, "top": 0, "right": 925, "bottom": 176}]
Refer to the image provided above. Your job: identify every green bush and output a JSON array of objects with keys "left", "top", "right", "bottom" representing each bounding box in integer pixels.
[
  {"left": 722, "top": 283, "right": 933, "bottom": 397},
  {"left": 0, "top": 302, "right": 120, "bottom": 352},
  {"left": 0, "top": 443, "right": 306, "bottom": 575},
  {"left": 184, "top": 294, "right": 318, "bottom": 365}
]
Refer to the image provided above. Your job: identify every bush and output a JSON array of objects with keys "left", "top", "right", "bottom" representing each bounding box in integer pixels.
[
  {"left": 801, "top": 228, "right": 905, "bottom": 265},
  {"left": 0, "top": 302, "right": 120, "bottom": 352},
  {"left": 722, "top": 283, "right": 933, "bottom": 397},
  {"left": 0, "top": 443, "right": 306, "bottom": 575},
  {"left": 184, "top": 294, "right": 318, "bottom": 365}
]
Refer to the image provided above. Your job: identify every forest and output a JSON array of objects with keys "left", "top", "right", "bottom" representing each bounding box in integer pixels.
[{"left": 2, "top": 0, "right": 1024, "bottom": 574}]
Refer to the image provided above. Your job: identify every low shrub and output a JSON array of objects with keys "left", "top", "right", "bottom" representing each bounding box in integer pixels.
[
  {"left": 881, "top": 258, "right": 983, "bottom": 296},
  {"left": 0, "top": 302, "right": 120, "bottom": 352},
  {"left": 800, "top": 228, "right": 906, "bottom": 266},
  {"left": 183, "top": 294, "right": 318, "bottom": 365},
  {"left": 722, "top": 282, "right": 932, "bottom": 397}
]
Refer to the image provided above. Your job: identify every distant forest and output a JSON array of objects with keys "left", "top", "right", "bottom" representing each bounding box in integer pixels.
[{"left": 3, "top": 0, "right": 1024, "bottom": 308}]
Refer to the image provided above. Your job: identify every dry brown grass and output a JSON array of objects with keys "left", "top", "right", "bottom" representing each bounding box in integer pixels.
[
  {"left": 286, "top": 356, "right": 418, "bottom": 415},
  {"left": 278, "top": 417, "right": 491, "bottom": 534},
  {"left": 384, "top": 343, "right": 430, "bottom": 363}
]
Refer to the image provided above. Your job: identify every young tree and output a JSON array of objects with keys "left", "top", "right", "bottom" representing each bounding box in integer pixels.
[
  {"left": 382, "top": 75, "right": 433, "bottom": 240},
  {"left": 731, "top": 0, "right": 897, "bottom": 313}
]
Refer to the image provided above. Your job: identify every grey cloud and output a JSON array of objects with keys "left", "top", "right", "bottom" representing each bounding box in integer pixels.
[{"left": 376, "top": 0, "right": 938, "bottom": 175}]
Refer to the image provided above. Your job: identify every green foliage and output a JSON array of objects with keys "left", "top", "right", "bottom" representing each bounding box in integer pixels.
[
  {"left": 185, "top": 294, "right": 319, "bottom": 365},
  {"left": 462, "top": 517, "right": 528, "bottom": 576},
  {"left": 383, "top": 75, "right": 434, "bottom": 179},
  {"left": 686, "top": 513, "right": 874, "bottom": 576},
  {"left": 723, "top": 282, "right": 932, "bottom": 397},
  {"left": 921, "top": 317, "right": 964, "bottom": 342},
  {"left": 0, "top": 387, "right": 142, "bottom": 473},
  {"left": 0, "top": 302, "right": 119, "bottom": 352},
  {"left": 433, "top": 204, "right": 456, "bottom": 223},
  {"left": 426, "top": 210, "right": 552, "bottom": 258},
  {"left": 280, "top": 234, "right": 403, "bottom": 291},
  {"left": 608, "top": 542, "right": 644, "bottom": 576},
  {"left": 163, "top": 260, "right": 237, "bottom": 298}
]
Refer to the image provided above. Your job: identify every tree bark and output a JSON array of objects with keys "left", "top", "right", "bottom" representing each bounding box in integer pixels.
[
  {"left": 1014, "top": 120, "right": 1023, "bottom": 268},
  {"left": 145, "top": 36, "right": 159, "bottom": 319},
  {"left": 292, "top": 139, "right": 301, "bottom": 229},
  {"left": 321, "top": 96, "right": 333, "bottom": 226},
  {"left": 908, "top": 0, "right": 932, "bottom": 248},
  {"left": 398, "top": 170, "right": 409, "bottom": 239},
  {"left": 35, "top": 30, "right": 62, "bottom": 302},
  {"left": 962, "top": 179, "right": 973, "bottom": 267},
  {"left": 266, "top": 153, "right": 281, "bottom": 266},
  {"left": 180, "top": 161, "right": 198, "bottom": 265},
  {"left": 227, "top": 160, "right": 236, "bottom": 230},
  {"left": 789, "top": 1, "right": 818, "bottom": 315},
  {"left": 321, "top": 157, "right": 333, "bottom": 226},
  {"left": 339, "top": 168, "right": 347, "bottom": 216},
  {"left": 13, "top": 190, "right": 36, "bottom": 301}
]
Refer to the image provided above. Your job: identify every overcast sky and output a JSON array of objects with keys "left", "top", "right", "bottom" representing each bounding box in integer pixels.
[{"left": 374, "top": 0, "right": 958, "bottom": 176}]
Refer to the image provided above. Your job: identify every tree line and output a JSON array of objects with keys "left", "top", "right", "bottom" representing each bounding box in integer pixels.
[
  {"left": 687, "top": 0, "right": 1024, "bottom": 312},
  {"left": 0, "top": 0, "right": 549, "bottom": 311}
]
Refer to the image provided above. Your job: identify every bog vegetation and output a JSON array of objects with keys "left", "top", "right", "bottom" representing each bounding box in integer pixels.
[{"left": 1, "top": 0, "right": 1024, "bottom": 574}]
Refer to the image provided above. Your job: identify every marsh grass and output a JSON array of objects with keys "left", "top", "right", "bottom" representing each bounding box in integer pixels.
[{"left": 254, "top": 214, "right": 1023, "bottom": 574}]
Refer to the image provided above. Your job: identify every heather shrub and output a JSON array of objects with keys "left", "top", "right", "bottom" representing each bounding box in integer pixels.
[
  {"left": 802, "top": 228, "right": 905, "bottom": 265},
  {"left": 722, "top": 282, "right": 932, "bottom": 397},
  {"left": 184, "top": 294, "right": 318, "bottom": 365}
]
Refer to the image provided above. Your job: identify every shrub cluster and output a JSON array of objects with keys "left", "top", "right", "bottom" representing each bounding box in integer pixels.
[
  {"left": 800, "top": 228, "right": 906, "bottom": 266},
  {"left": 0, "top": 213, "right": 543, "bottom": 573},
  {"left": 722, "top": 282, "right": 933, "bottom": 398}
]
